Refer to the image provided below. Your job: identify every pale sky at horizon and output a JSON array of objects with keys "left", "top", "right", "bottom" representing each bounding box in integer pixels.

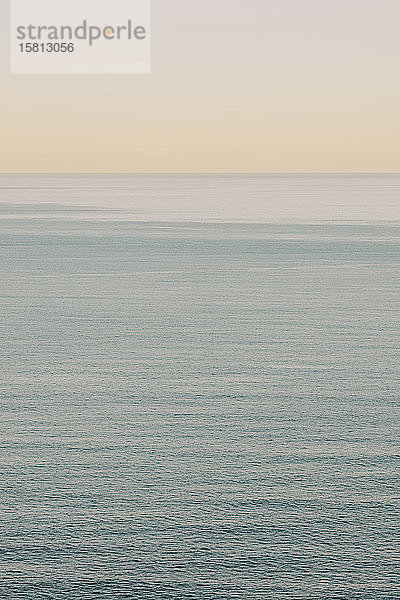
[{"left": 0, "top": 0, "right": 400, "bottom": 173}]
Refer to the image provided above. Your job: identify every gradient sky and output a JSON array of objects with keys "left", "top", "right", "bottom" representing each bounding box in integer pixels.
[{"left": 1, "top": 0, "right": 400, "bottom": 173}]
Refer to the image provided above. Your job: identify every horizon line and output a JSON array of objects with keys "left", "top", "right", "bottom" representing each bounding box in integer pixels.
[{"left": 1, "top": 171, "right": 400, "bottom": 176}]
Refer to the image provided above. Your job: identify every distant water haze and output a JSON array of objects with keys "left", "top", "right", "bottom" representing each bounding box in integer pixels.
[{"left": 0, "top": 174, "right": 399, "bottom": 223}]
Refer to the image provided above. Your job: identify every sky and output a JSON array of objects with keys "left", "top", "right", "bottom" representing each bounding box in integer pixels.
[{"left": 0, "top": 0, "right": 400, "bottom": 173}]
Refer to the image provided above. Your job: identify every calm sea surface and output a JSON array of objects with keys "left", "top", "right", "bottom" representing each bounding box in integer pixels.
[{"left": 0, "top": 175, "right": 399, "bottom": 599}]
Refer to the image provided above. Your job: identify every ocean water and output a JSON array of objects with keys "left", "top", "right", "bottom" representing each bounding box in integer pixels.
[{"left": 0, "top": 175, "right": 399, "bottom": 599}]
